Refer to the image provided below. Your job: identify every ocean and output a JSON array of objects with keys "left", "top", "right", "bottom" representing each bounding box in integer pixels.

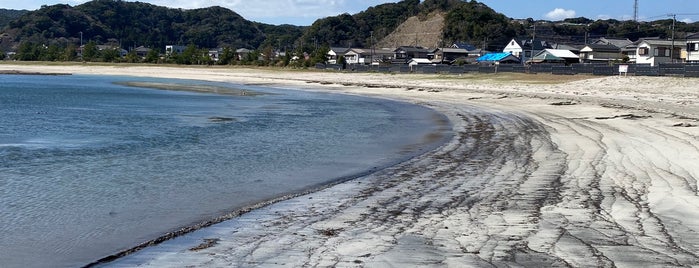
[{"left": 0, "top": 74, "right": 449, "bottom": 267}]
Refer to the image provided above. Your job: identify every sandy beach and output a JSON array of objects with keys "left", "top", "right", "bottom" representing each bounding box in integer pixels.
[{"left": 3, "top": 64, "right": 699, "bottom": 267}]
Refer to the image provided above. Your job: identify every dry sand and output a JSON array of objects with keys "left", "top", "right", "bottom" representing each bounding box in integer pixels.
[{"left": 2, "top": 64, "right": 699, "bottom": 267}]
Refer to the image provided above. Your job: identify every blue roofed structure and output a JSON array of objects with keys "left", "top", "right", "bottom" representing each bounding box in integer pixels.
[{"left": 476, "top": 52, "right": 520, "bottom": 64}]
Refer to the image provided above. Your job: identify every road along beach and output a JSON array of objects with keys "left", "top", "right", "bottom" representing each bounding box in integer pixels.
[{"left": 3, "top": 64, "right": 699, "bottom": 267}]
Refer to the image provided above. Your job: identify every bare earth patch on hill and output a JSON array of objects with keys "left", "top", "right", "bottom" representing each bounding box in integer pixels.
[{"left": 376, "top": 12, "right": 445, "bottom": 49}]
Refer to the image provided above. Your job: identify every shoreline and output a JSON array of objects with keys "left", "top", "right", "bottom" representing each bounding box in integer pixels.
[{"left": 3, "top": 64, "right": 699, "bottom": 267}]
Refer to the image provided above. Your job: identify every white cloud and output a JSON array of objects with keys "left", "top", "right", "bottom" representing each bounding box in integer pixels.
[
  {"left": 544, "top": 8, "right": 576, "bottom": 21},
  {"left": 681, "top": 18, "right": 694, "bottom": 23}
]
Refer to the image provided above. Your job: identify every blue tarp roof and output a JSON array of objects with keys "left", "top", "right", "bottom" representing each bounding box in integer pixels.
[{"left": 476, "top": 52, "right": 517, "bottom": 62}]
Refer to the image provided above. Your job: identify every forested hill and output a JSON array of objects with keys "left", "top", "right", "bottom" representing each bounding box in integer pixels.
[
  {"left": 296, "top": 0, "right": 518, "bottom": 51},
  {"left": 1, "top": 0, "right": 518, "bottom": 52},
  {"left": 0, "top": 9, "right": 28, "bottom": 29},
  {"left": 1, "top": 0, "right": 303, "bottom": 50}
]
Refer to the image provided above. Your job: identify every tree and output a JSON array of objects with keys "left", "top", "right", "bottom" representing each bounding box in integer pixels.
[
  {"left": 261, "top": 45, "right": 275, "bottom": 65},
  {"left": 338, "top": 55, "right": 347, "bottom": 69},
  {"left": 124, "top": 50, "right": 139, "bottom": 63},
  {"left": 174, "top": 44, "right": 198, "bottom": 65},
  {"left": 144, "top": 48, "right": 160, "bottom": 63},
  {"left": 311, "top": 45, "right": 329, "bottom": 65},
  {"left": 101, "top": 47, "right": 120, "bottom": 62},
  {"left": 17, "top": 42, "right": 40, "bottom": 61},
  {"left": 218, "top": 47, "right": 235, "bottom": 65},
  {"left": 40, "top": 44, "right": 62, "bottom": 61},
  {"left": 82, "top": 41, "right": 98, "bottom": 61},
  {"left": 62, "top": 43, "right": 77, "bottom": 61}
]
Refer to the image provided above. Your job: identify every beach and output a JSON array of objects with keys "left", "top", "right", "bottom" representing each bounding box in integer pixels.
[{"left": 2, "top": 64, "right": 699, "bottom": 267}]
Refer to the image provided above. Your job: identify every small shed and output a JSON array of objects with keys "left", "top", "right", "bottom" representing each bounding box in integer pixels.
[
  {"left": 408, "top": 58, "right": 433, "bottom": 70},
  {"left": 408, "top": 58, "right": 433, "bottom": 66}
]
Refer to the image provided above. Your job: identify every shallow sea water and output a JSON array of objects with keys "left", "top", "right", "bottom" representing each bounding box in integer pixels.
[{"left": 0, "top": 74, "right": 449, "bottom": 267}]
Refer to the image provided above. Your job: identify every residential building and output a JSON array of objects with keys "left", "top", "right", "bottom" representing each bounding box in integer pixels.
[
  {"left": 393, "top": 46, "right": 431, "bottom": 63},
  {"left": 165, "top": 45, "right": 186, "bottom": 55},
  {"left": 433, "top": 47, "right": 470, "bottom": 64},
  {"left": 208, "top": 48, "right": 222, "bottom": 62},
  {"left": 476, "top": 52, "right": 521, "bottom": 64},
  {"left": 450, "top": 42, "right": 477, "bottom": 51},
  {"left": 327, "top": 47, "right": 350, "bottom": 64},
  {"left": 133, "top": 46, "right": 151, "bottom": 58},
  {"left": 344, "top": 48, "right": 394, "bottom": 65},
  {"left": 97, "top": 45, "right": 128, "bottom": 57},
  {"left": 236, "top": 48, "right": 252, "bottom": 61},
  {"left": 530, "top": 49, "right": 580, "bottom": 64},
  {"left": 635, "top": 39, "right": 682, "bottom": 66},
  {"left": 503, "top": 38, "right": 552, "bottom": 63},
  {"left": 579, "top": 44, "right": 621, "bottom": 63},
  {"left": 686, "top": 33, "right": 699, "bottom": 63},
  {"left": 552, "top": 43, "right": 581, "bottom": 55},
  {"left": 591, "top": 37, "right": 633, "bottom": 49},
  {"left": 622, "top": 43, "right": 639, "bottom": 63}
]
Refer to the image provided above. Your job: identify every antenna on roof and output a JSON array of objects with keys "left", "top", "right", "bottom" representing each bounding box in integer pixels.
[{"left": 634, "top": 0, "right": 639, "bottom": 21}]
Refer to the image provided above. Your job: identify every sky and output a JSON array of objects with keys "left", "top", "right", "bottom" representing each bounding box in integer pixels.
[{"left": 1, "top": 0, "right": 698, "bottom": 25}]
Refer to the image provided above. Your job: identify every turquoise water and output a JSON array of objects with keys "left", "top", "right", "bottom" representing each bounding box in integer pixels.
[{"left": 0, "top": 74, "right": 449, "bottom": 267}]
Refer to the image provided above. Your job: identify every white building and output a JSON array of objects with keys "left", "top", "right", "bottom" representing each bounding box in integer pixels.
[
  {"left": 344, "top": 48, "right": 394, "bottom": 65},
  {"left": 327, "top": 47, "right": 350, "bottom": 64},
  {"left": 686, "top": 33, "right": 699, "bottom": 63},
  {"left": 503, "top": 38, "right": 552, "bottom": 64},
  {"left": 635, "top": 39, "right": 682, "bottom": 66},
  {"left": 165, "top": 45, "right": 186, "bottom": 55}
]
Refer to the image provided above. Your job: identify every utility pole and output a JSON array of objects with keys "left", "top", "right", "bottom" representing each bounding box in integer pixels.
[
  {"left": 370, "top": 31, "right": 374, "bottom": 65},
  {"left": 670, "top": 14, "right": 676, "bottom": 63},
  {"left": 529, "top": 24, "right": 536, "bottom": 64},
  {"left": 634, "top": 0, "right": 639, "bottom": 22},
  {"left": 79, "top": 31, "right": 83, "bottom": 61}
]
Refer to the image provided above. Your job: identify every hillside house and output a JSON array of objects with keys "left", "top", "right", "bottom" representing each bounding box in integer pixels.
[
  {"left": 394, "top": 46, "right": 431, "bottom": 63},
  {"left": 327, "top": 47, "right": 350, "bottom": 64},
  {"left": 579, "top": 44, "right": 621, "bottom": 63},
  {"left": 503, "top": 38, "right": 552, "bottom": 63},
  {"left": 345, "top": 48, "right": 394, "bottom": 65},
  {"left": 635, "top": 39, "right": 682, "bottom": 66},
  {"left": 433, "top": 48, "right": 470, "bottom": 64},
  {"left": 686, "top": 33, "right": 699, "bottom": 63}
]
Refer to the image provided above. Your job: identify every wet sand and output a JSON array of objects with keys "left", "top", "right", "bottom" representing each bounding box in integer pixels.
[{"left": 2, "top": 64, "right": 699, "bottom": 267}]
